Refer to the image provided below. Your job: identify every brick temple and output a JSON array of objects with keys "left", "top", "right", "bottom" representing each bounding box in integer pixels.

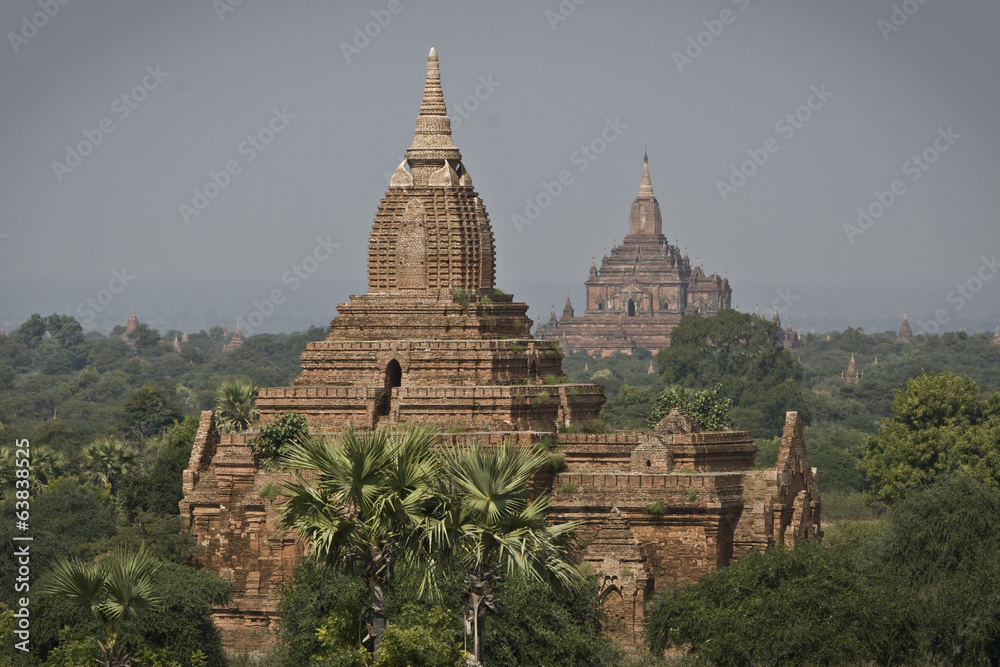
[
  {"left": 541, "top": 154, "right": 732, "bottom": 356},
  {"left": 180, "top": 48, "right": 820, "bottom": 652}
]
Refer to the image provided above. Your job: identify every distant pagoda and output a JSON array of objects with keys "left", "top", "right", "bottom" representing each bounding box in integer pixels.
[
  {"left": 541, "top": 154, "right": 731, "bottom": 355},
  {"left": 896, "top": 315, "right": 914, "bottom": 343},
  {"left": 842, "top": 354, "right": 862, "bottom": 383}
]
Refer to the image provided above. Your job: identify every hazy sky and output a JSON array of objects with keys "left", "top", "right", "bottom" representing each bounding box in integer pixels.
[{"left": 1, "top": 0, "right": 998, "bottom": 336}]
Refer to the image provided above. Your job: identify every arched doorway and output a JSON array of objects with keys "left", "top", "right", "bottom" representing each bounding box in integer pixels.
[
  {"left": 627, "top": 299, "right": 636, "bottom": 317},
  {"left": 377, "top": 360, "right": 402, "bottom": 418},
  {"left": 385, "top": 360, "right": 402, "bottom": 390}
]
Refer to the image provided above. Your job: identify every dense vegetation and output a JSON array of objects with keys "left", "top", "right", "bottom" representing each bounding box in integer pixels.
[{"left": 2, "top": 309, "right": 1000, "bottom": 664}]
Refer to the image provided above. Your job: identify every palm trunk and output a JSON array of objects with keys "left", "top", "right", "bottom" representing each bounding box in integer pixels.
[
  {"left": 466, "top": 570, "right": 495, "bottom": 666},
  {"left": 369, "top": 580, "right": 387, "bottom": 655}
]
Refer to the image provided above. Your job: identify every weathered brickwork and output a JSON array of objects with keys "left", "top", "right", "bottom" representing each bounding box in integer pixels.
[
  {"left": 541, "top": 155, "right": 732, "bottom": 356},
  {"left": 179, "top": 49, "right": 820, "bottom": 653}
]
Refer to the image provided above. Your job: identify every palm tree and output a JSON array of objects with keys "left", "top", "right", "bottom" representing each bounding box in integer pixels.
[
  {"left": 0, "top": 444, "right": 68, "bottom": 496},
  {"left": 41, "top": 543, "right": 162, "bottom": 667},
  {"left": 80, "top": 438, "right": 135, "bottom": 491},
  {"left": 214, "top": 379, "right": 260, "bottom": 433},
  {"left": 430, "top": 442, "right": 584, "bottom": 665},
  {"left": 278, "top": 426, "right": 441, "bottom": 655}
]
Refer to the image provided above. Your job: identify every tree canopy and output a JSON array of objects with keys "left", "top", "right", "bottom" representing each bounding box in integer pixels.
[
  {"left": 655, "top": 310, "right": 807, "bottom": 437},
  {"left": 859, "top": 371, "right": 1000, "bottom": 503}
]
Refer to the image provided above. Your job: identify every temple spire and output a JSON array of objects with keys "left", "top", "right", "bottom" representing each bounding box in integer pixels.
[
  {"left": 419, "top": 47, "right": 446, "bottom": 116},
  {"left": 406, "top": 47, "right": 461, "bottom": 182},
  {"left": 638, "top": 151, "right": 654, "bottom": 197}
]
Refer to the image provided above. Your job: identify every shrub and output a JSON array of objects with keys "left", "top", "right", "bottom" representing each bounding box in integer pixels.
[
  {"left": 645, "top": 499, "right": 666, "bottom": 515},
  {"left": 450, "top": 289, "right": 471, "bottom": 311},
  {"left": 560, "top": 482, "right": 578, "bottom": 495},
  {"left": 531, "top": 391, "right": 551, "bottom": 406},
  {"left": 247, "top": 411, "right": 309, "bottom": 467}
]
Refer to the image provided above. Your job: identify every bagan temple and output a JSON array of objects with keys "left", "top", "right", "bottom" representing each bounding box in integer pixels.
[
  {"left": 540, "top": 154, "right": 732, "bottom": 356},
  {"left": 180, "top": 48, "right": 820, "bottom": 652}
]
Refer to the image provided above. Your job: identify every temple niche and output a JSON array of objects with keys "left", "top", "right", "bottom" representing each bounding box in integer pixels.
[
  {"left": 180, "top": 48, "right": 820, "bottom": 653},
  {"left": 541, "top": 154, "right": 731, "bottom": 356}
]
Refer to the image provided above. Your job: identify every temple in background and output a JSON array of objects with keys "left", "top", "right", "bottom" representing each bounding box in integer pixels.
[{"left": 540, "top": 154, "right": 731, "bottom": 356}]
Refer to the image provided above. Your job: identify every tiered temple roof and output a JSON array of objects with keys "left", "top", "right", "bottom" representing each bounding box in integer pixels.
[{"left": 542, "top": 153, "right": 731, "bottom": 355}]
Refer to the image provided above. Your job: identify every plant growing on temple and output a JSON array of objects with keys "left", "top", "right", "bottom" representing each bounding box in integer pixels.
[
  {"left": 647, "top": 383, "right": 733, "bottom": 431},
  {"left": 278, "top": 426, "right": 441, "bottom": 658},
  {"left": 40, "top": 544, "right": 162, "bottom": 667},
  {"left": 426, "top": 442, "right": 583, "bottom": 665},
  {"left": 246, "top": 411, "right": 309, "bottom": 467},
  {"left": 213, "top": 379, "right": 260, "bottom": 433}
]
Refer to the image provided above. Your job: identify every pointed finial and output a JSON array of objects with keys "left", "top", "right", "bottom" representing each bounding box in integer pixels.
[
  {"left": 638, "top": 152, "right": 654, "bottom": 197},
  {"left": 407, "top": 47, "right": 460, "bottom": 174},
  {"left": 420, "top": 47, "right": 446, "bottom": 116}
]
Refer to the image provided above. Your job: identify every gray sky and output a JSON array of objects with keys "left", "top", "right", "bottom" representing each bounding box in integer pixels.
[{"left": 1, "top": 0, "right": 998, "bottom": 337}]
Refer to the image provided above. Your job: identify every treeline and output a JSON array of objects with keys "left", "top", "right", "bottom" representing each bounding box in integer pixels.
[{"left": 0, "top": 313, "right": 327, "bottom": 451}]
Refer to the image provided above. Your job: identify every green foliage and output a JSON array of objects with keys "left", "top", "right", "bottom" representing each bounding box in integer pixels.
[
  {"left": 140, "top": 416, "right": 200, "bottom": 515},
  {"left": 41, "top": 627, "right": 99, "bottom": 666},
  {"left": 372, "top": 605, "right": 463, "bottom": 667},
  {"left": 450, "top": 288, "right": 471, "bottom": 311},
  {"left": 820, "top": 491, "right": 884, "bottom": 523},
  {"left": 122, "top": 562, "right": 230, "bottom": 667},
  {"left": 646, "top": 474, "right": 1000, "bottom": 665},
  {"left": 559, "top": 482, "right": 578, "bottom": 494},
  {"left": 655, "top": 310, "right": 806, "bottom": 437},
  {"left": 275, "top": 561, "right": 368, "bottom": 666},
  {"left": 531, "top": 391, "right": 551, "bottom": 406},
  {"left": 80, "top": 437, "right": 136, "bottom": 491},
  {"left": 41, "top": 543, "right": 163, "bottom": 667},
  {"left": 644, "top": 499, "right": 666, "bottom": 515},
  {"left": 258, "top": 481, "right": 284, "bottom": 500},
  {"left": 118, "top": 385, "right": 186, "bottom": 444},
  {"left": 646, "top": 540, "right": 900, "bottom": 666},
  {"left": 213, "top": 379, "right": 260, "bottom": 433},
  {"left": 247, "top": 411, "right": 309, "bottom": 467},
  {"left": 483, "top": 574, "right": 619, "bottom": 667},
  {"left": 647, "top": 383, "right": 733, "bottom": 431},
  {"left": 859, "top": 371, "right": 1000, "bottom": 503}
]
